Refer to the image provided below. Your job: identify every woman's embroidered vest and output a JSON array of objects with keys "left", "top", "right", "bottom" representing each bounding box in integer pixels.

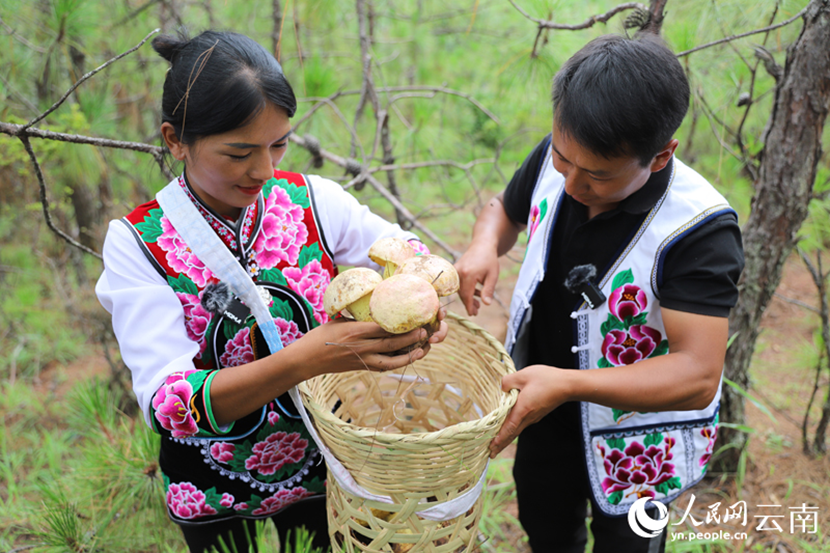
[
  {"left": 506, "top": 147, "right": 733, "bottom": 516},
  {"left": 122, "top": 171, "right": 335, "bottom": 523}
]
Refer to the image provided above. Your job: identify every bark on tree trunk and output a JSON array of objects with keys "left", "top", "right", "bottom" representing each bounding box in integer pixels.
[
  {"left": 716, "top": 0, "right": 830, "bottom": 472},
  {"left": 272, "top": 0, "right": 283, "bottom": 58}
]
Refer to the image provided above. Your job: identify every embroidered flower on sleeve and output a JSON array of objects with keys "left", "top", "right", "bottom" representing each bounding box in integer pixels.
[
  {"left": 244, "top": 431, "right": 308, "bottom": 475},
  {"left": 176, "top": 293, "right": 213, "bottom": 358},
  {"left": 283, "top": 259, "right": 331, "bottom": 325},
  {"left": 253, "top": 187, "right": 308, "bottom": 270},
  {"left": 152, "top": 371, "right": 200, "bottom": 438},
  {"left": 251, "top": 487, "right": 312, "bottom": 516},
  {"left": 157, "top": 216, "right": 214, "bottom": 287},
  {"left": 601, "top": 325, "right": 662, "bottom": 366},
  {"left": 166, "top": 482, "right": 218, "bottom": 519},
  {"left": 219, "top": 327, "right": 255, "bottom": 368},
  {"left": 220, "top": 493, "right": 235, "bottom": 508},
  {"left": 608, "top": 283, "right": 648, "bottom": 320},
  {"left": 408, "top": 240, "right": 431, "bottom": 256}
]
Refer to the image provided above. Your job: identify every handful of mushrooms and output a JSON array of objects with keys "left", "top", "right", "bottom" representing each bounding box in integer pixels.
[{"left": 323, "top": 238, "right": 458, "bottom": 345}]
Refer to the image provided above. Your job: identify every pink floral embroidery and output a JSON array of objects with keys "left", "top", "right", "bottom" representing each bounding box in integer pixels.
[
  {"left": 220, "top": 327, "right": 255, "bottom": 367},
  {"left": 598, "top": 437, "right": 676, "bottom": 500},
  {"left": 234, "top": 503, "right": 249, "bottom": 511},
  {"left": 268, "top": 411, "right": 280, "bottom": 426},
  {"left": 528, "top": 204, "right": 542, "bottom": 241},
  {"left": 167, "top": 482, "right": 218, "bottom": 519},
  {"left": 699, "top": 425, "right": 717, "bottom": 468},
  {"left": 253, "top": 187, "right": 308, "bottom": 270},
  {"left": 601, "top": 325, "right": 662, "bottom": 366},
  {"left": 152, "top": 371, "right": 199, "bottom": 438},
  {"left": 220, "top": 493, "right": 235, "bottom": 508},
  {"left": 251, "top": 487, "right": 312, "bottom": 516},
  {"left": 245, "top": 431, "right": 308, "bottom": 475},
  {"left": 408, "top": 240, "right": 431, "bottom": 256},
  {"left": 210, "top": 442, "right": 236, "bottom": 463},
  {"left": 176, "top": 292, "right": 213, "bottom": 358},
  {"left": 275, "top": 317, "right": 303, "bottom": 345},
  {"left": 157, "top": 216, "right": 214, "bottom": 287},
  {"left": 284, "top": 259, "right": 331, "bottom": 325},
  {"left": 608, "top": 283, "right": 648, "bottom": 320}
]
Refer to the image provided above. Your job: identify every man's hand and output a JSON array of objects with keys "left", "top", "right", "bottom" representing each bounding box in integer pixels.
[
  {"left": 455, "top": 243, "right": 500, "bottom": 316},
  {"left": 489, "top": 365, "right": 573, "bottom": 457},
  {"left": 455, "top": 192, "right": 525, "bottom": 316}
]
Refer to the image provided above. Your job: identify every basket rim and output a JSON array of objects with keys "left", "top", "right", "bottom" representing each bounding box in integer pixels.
[{"left": 298, "top": 312, "right": 517, "bottom": 445}]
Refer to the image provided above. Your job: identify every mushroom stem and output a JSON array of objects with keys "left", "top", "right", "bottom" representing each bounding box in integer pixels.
[{"left": 347, "top": 294, "right": 373, "bottom": 322}]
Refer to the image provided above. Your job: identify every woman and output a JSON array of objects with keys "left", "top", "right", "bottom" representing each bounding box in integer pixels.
[{"left": 96, "top": 30, "right": 446, "bottom": 552}]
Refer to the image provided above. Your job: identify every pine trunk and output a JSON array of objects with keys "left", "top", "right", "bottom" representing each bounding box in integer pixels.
[{"left": 716, "top": 0, "right": 830, "bottom": 472}]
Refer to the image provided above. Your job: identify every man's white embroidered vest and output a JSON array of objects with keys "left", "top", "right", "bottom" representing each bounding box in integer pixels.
[{"left": 506, "top": 147, "right": 734, "bottom": 516}]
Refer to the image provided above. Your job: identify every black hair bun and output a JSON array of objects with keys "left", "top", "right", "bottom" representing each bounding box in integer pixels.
[{"left": 152, "top": 34, "right": 188, "bottom": 63}]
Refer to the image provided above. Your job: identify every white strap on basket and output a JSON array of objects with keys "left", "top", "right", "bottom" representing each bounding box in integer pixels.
[{"left": 157, "top": 182, "right": 486, "bottom": 521}]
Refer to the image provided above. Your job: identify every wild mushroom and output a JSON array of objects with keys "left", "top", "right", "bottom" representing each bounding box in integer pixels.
[
  {"left": 369, "top": 274, "right": 440, "bottom": 337},
  {"left": 368, "top": 237, "right": 416, "bottom": 279},
  {"left": 323, "top": 268, "right": 383, "bottom": 321},
  {"left": 395, "top": 254, "right": 460, "bottom": 297}
]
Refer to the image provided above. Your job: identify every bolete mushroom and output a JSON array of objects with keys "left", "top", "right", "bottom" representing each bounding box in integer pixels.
[
  {"left": 369, "top": 274, "right": 440, "bottom": 336},
  {"left": 323, "top": 268, "right": 383, "bottom": 321},
  {"left": 368, "top": 237, "right": 416, "bottom": 279},
  {"left": 395, "top": 254, "right": 460, "bottom": 297}
]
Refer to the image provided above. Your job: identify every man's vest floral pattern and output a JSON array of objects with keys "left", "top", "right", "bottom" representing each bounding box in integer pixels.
[
  {"left": 121, "top": 171, "right": 335, "bottom": 524},
  {"left": 506, "top": 148, "right": 734, "bottom": 517}
]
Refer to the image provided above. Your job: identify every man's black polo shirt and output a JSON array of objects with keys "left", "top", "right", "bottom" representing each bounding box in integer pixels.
[{"left": 502, "top": 136, "right": 744, "bottom": 373}]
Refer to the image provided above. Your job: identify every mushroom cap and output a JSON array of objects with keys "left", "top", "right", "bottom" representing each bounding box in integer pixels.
[
  {"left": 323, "top": 268, "right": 383, "bottom": 317},
  {"left": 367, "top": 237, "right": 416, "bottom": 267},
  {"left": 395, "top": 254, "right": 460, "bottom": 297},
  {"left": 369, "top": 274, "right": 440, "bottom": 334}
]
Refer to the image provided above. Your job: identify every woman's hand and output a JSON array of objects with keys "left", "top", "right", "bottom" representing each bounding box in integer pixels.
[
  {"left": 429, "top": 307, "right": 449, "bottom": 345},
  {"left": 298, "top": 317, "right": 434, "bottom": 374}
]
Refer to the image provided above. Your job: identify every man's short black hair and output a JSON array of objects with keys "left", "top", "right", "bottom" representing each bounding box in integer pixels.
[{"left": 552, "top": 34, "right": 690, "bottom": 166}]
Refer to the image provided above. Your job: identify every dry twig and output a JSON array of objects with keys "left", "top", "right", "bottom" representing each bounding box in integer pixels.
[
  {"left": 19, "top": 136, "right": 102, "bottom": 259},
  {"left": 508, "top": 0, "right": 647, "bottom": 30},
  {"left": 20, "top": 28, "right": 160, "bottom": 133},
  {"left": 676, "top": 6, "right": 809, "bottom": 57}
]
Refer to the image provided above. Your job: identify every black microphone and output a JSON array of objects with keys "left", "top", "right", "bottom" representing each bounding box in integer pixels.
[{"left": 564, "top": 264, "right": 606, "bottom": 309}]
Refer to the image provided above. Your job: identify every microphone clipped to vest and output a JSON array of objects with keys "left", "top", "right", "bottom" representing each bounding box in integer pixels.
[{"left": 564, "top": 264, "right": 606, "bottom": 310}]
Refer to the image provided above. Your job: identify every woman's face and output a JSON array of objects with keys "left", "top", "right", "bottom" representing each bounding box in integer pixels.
[{"left": 164, "top": 103, "right": 292, "bottom": 218}]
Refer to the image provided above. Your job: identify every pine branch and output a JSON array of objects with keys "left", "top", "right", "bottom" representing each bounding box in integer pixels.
[
  {"left": 19, "top": 28, "right": 159, "bottom": 133},
  {"left": 676, "top": 6, "right": 808, "bottom": 57},
  {"left": 508, "top": 0, "right": 647, "bottom": 30},
  {"left": 19, "top": 136, "right": 103, "bottom": 260}
]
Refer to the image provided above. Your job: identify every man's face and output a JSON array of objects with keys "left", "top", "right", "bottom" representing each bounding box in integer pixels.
[{"left": 550, "top": 126, "right": 672, "bottom": 217}]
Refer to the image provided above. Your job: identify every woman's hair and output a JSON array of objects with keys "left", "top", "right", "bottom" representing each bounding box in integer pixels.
[
  {"left": 152, "top": 30, "right": 297, "bottom": 146},
  {"left": 552, "top": 34, "right": 690, "bottom": 166}
]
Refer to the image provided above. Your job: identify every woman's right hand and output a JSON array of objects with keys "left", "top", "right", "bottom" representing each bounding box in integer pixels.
[{"left": 298, "top": 318, "right": 432, "bottom": 374}]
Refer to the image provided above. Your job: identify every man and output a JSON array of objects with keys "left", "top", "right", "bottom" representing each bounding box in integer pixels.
[{"left": 455, "top": 34, "right": 744, "bottom": 553}]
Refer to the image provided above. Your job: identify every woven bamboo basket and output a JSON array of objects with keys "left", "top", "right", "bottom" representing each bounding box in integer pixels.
[{"left": 298, "top": 312, "right": 517, "bottom": 553}]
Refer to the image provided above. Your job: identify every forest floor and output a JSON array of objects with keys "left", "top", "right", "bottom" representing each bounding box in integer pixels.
[{"left": 28, "top": 253, "right": 830, "bottom": 552}]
